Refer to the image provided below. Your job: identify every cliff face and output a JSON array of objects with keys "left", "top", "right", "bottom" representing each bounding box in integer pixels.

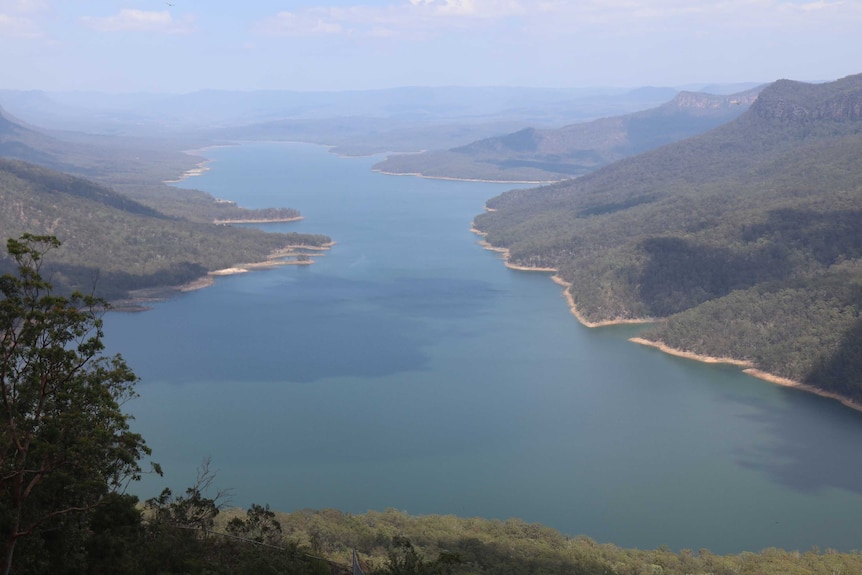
[
  {"left": 751, "top": 74, "right": 862, "bottom": 123},
  {"left": 666, "top": 88, "right": 760, "bottom": 113}
]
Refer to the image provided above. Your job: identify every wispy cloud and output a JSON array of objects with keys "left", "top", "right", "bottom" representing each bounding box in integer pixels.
[
  {"left": 254, "top": 10, "right": 346, "bottom": 37},
  {"left": 253, "top": 0, "right": 861, "bottom": 40},
  {"left": 253, "top": 0, "right": 525, "bottom": 38},
  {"left": 80, "top": 9, "right": 195, "bottom": 34},
  {"left": 0, "top": 0, "right": 47, "bottom": 39},
  {"left": 410, "top": 0, "right": 524, "bottom": 17},
  {"left": 532, "top": 0, "right": 862, "bottom": 29},
  {"left": 0, "top": 11, "right": 40, "bottom": 38}
]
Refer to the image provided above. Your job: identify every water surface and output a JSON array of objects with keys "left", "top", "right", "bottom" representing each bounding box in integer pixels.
[{"left": 105, "top": 142, "right": 862, "bottom": 553}]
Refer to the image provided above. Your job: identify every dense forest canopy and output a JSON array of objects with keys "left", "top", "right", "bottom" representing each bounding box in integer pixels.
[{"left": 474, "top": 73, "right": 862, "bottom": 401}]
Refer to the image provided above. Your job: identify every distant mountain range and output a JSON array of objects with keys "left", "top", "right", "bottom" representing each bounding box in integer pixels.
[
  {"left": 1, "top": 85, "right": 761, "bottom": 157},
  {"left": 374, "top": 87, "right": 762, "bottom": 182},
  {"left": 473, "top": 73, "right": 862, "bottom": 404},
  {"left": 0, "top": 86, "right": 686, "bottom": 133}
]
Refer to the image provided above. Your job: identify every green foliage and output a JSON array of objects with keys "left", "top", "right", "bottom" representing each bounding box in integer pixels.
[
  {"left": 381, "top": 536, "right": 462, "bottom": 575},
  {"left": 472, "top": 73, "right": 862, "bottom": 398},
  {"left": 0, "top": 157, "right": 331, "bottom": 301},
  {"left": 266, "top": 508, "right": 862, "bottom": 575},
  {"left": 0, "top": 235, "right": 151, "bottom": 575},
  {"left": 226, "top": 503, "right": 283, "bottom": 546},
  {"left": 645, "top": 269, "right": 862, "bottom": 398}
]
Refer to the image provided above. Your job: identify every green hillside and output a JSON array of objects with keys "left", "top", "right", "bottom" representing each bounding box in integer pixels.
[
  {"left": 0, "top": 156, "right": 329, "bottom": 301},
  {"left": 473, "top": 74, "right": 862, "bottom": 401},
  {"left": 1, "top": 105, "right": 307, "bottom": 224},
  {"left": 373, "top": 87, "right": 760, "bottom": 182}
]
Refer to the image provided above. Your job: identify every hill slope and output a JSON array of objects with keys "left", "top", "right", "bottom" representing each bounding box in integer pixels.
[
  {"left": 473, "top": 73, "right": 862, "bottom": 402},
  {"left": 0, "top": 156, "right": 329, "bottom": 301},
  {"left": 373, "top": 87, "right": 760, "bottom": 182}
]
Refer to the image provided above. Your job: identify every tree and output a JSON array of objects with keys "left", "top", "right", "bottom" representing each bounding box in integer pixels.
[
  {"left": 226, "top": 503, "right": 283, "bottom": 546},
  {"left": 0, "top": 234, "right": 153, "bottom": 575},
  {"left": 383, "top": 537, "right": 462, "bottom": 575}
]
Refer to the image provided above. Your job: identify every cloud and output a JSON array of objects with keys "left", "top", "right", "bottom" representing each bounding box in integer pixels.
[
  {"left": 253, "top": 0, "right": 525, "bottom": 38},
  {"left": 0, "top": 11, "right": 40, "bottom": 38},
  {"left": 251, "top": 0, "right": 862, "bottom": 42},
  {"left": 411, "top": 0, "right": 524, "bottom": 17},
  {"left": 254, "top": 10, "right": 345, "bottom": 37},
  {"left": 0, "top": 0, "right": 47, "bottom": 38},
  {"left": 80, "top": 9, "right": 195, "bottom": 34},
  {"left": 0, "top": 0, "right": 47, "bottom": 13}
]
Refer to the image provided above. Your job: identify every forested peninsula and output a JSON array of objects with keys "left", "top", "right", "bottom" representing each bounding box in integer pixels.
[
  {"left": 0, "top": 108, "right": 331, "bottom": 303},
  {"left": 473, "top": 73, "right": 862, "bottom": 405}
]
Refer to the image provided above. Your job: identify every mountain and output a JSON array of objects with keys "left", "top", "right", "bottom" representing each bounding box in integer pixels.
[
  {"left": 0, "top": 105, "right": 78, "bottom": 168},
  {"left": 0, "top": 104, "right": 309, "bottom": 226},
  {"left": 0, "top": 103, "right": 210, "bottom": 189},
  {"left": 472, "top": 73, "right": 862, "bottom": 402},
  {"left": 0, "top": 156, "right": 330, "bottom": 301},
  {"left": 1, "top": 86, "right": 680, "bottom": 136},
  {"left": 373, "top": 87, "right": 761, "bottom": 182},
  {"left": 0, "top": 111, "right": 330, "bottom": 302}
]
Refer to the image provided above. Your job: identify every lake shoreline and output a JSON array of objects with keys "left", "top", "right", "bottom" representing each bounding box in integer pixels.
[
  {"left": 111, "top": 242, "right": 333, "bottom": 311},
  {"left": 473, "top": 227, "right": 862, "bottom": 414},
  {"left": 117, "top": 148, "right": 329, "bottom": 310},
  {"left": 214, "top": 216, "right": 304, "bottom": 224},
  {"left": 471, "top": 226, "right": 652, "bottom": 326},
  {"left": 162, "top": 145, "right": 236, "bottom": 183},
  {"left": 375, "top": 167, "right": 558, "bottom": 185},
  {"left": 629, "top": 337, "right": 862, "bottom": 414}
]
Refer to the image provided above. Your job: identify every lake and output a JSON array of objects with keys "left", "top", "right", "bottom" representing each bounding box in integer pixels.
[{"left": 104, "top": 141, "right": 862, "bottom": 554}]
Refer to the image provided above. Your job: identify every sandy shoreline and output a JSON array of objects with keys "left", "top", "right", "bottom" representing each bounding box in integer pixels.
[
  {"left": 472, "top": 230, "right": 558, "bottom": 272},
  {"left": 629, "top": 337, "right": 752, "bottom": 367},
  {"left": 474, "top": 227, "right": 862, "bottom": 413},
  {"left": 214, "top": 216, "right": 304, "bottom": 224},
  {"left": 374, "top": 168, "right": 558, "bottom": 185},
  {"left": 206, "top": 242, "right": 335, "bottom": 277},
  {"left": 472, "top": 225, "right": 651, "bottom": 327},
  {"left": 629, "top": 337, "right": 862, "bottom": 414},
  {"left": 163, "top": 144, "right": 240, "bottom": 184},
  {"left": 115, "top": 242, "right": 334, "bottom": 310},
  {"left": 550, "top": 276, "right": 656, "bottom": 328},
  {"left": 163, "top": 159, "right": 212, "bottom": 183}
]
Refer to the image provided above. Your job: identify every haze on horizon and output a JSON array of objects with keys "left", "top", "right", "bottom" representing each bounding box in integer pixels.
[{"left": 1, "top": 0, "right": 861, "bottom": 94}]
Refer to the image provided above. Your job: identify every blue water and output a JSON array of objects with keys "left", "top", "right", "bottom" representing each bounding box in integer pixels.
[{"left": 104, "top": 142, "right": 862, "bottom": 553}]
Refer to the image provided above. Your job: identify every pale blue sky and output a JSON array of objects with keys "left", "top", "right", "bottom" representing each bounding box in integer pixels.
[{"left": 2, "top": 0, "right": 860, "bottom": 92}]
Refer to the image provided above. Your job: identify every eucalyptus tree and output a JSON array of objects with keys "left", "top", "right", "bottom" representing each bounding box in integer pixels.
[{"left": 0, "top": 235, "right": 153, "bottom": 575}]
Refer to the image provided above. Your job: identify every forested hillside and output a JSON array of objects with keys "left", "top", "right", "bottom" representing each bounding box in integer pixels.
[
  {"left": 473, "top": 73, "right": 862, "bottom": 401},
  {"left": 0, "top": 104, "right": 333, "bottom": 301},
  {"left": 0, "top": 105, "right": 308, "bottom": 224},
  {"left": 0, "top": 160, "right": 329, "bottom": 302},
  {"left": 374, "top": 87, "right": 760, "bottom": 182}
]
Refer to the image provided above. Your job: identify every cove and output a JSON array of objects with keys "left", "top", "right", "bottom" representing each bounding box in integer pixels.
[{"left": 103, "top": 142, "right": 862, "bottom": 554}]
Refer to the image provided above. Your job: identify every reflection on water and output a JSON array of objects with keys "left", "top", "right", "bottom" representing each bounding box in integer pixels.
[
  {"left": 735, "top": 389, "right": 862, "bottom": 495},
  {"left": 105, "top": 142, "right": 862, "bottom": 554}
]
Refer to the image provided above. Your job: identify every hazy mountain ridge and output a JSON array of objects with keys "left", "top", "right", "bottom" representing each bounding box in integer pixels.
[
  {"left": 0, "top": 114, "right": 330, "bottom": 301},
  {"left": 373, "top": 87, "right": 761, "bottom": 182},
  {"left": 472, "top": 73, "right": 862, "bottom": 401},
  {"left": 0, "top": 86, "right": 680, "bottom": 135}
]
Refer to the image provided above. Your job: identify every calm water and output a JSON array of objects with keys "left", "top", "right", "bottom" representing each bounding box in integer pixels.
[{"left": 104, "top": 142, "right": 862, "bottom": 553}]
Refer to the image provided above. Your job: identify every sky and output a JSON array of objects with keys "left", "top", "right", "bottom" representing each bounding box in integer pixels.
[{"left": 1, "top": 0, "right": 861, "bottom": 93}]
